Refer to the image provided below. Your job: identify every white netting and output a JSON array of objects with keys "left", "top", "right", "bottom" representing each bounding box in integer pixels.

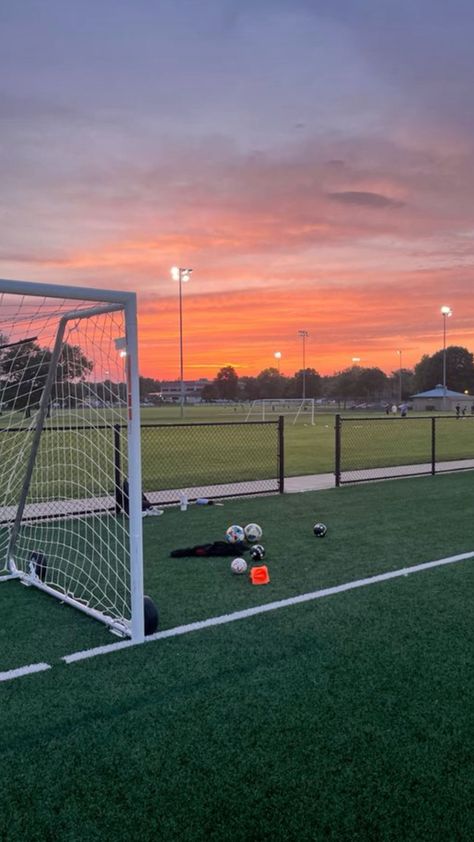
[
  {"left": 245, "top": 399, "right": 315, "bottom": 425},
  {"left": 0, "top": 288, "right": 135, "bottom": 632}
]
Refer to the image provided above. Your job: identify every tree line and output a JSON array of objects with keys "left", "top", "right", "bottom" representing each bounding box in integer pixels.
[
  {"left": 2, "top": 334, "right": 474, "bottom": 412},
  {"left": 200, "top": 346, "right": 474, "bottom": 404}
]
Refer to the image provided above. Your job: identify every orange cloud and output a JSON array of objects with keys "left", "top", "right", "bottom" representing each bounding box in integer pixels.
[{"left": 138, "top": 267, "right": 474, "bottom": 380}]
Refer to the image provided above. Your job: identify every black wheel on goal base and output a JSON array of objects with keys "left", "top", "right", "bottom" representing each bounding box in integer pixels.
[{"left": 143, "top": 595, "right": 159, "bottom": 635}]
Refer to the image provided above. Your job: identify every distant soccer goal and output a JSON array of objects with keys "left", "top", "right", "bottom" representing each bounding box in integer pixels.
[
  {"left": 0, "top": 278, "right": 150, "bottom": 641},
  {"left": 245, "top": 398, "right": 316, "bottom": 425}
]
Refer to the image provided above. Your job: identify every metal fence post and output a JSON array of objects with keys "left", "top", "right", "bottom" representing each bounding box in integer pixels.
[
  {"left": 431, "top": 417, "right": 436, "bottom": 475},
  {"left": 335, "top": 414, "right": 341, "bottom": 486},
  {"left": 114, "top": 423, "right": 122, "bottom": 513},
  {"left": 278, "top": 415, "right": 284, "bottom": 493}
]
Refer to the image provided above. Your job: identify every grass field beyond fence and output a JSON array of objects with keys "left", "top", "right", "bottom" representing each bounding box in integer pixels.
[{"left": 2, "top": 407, "right": 473, "bottom": 498}]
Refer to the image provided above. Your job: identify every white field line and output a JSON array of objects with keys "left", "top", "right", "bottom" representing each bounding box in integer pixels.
[
  {"left": 63, "top": 550, "right": 474, "bottom": 665},
  {"left": 0, "top": 662, "right": 51, "bottom": 683}
]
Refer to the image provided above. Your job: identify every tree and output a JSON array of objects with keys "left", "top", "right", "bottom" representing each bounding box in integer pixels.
[
  {"left": 413, "top": 346, "right": 474, "bottom": 394},
  {"left": 286, "top": 368, "right": 321, "bottom": 398},
  {"left": 214, "top": 366, "right": 239, "bottom": 400},
  {"left": 356, "top": 367, "right": 387, "bottom": 400},
  {"left": 1, "top": 340, "right": 93, "bottom": 411},
  {"left": 238, "top": 376, "right": 259, "bottom": 401},
  {"left": 139, "top": 376, "right": 161, "bottom": 402},
  {"left": 256, "top": 367, "right": 285, "bottom": 399},
  {"left": 330, "top": 366, "right": 361, "bottom": 406},
  {"left": 200, "top": 382, "right": 218, "bottom": 402},
  {"left": 388, "top": 368, "right": 415, "bottom": 402}
]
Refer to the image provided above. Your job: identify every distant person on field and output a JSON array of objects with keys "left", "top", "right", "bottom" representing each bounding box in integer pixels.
[
  {"left": 455, "top": 403, "right": 461, "bottom": 418},
  {"left": 400, "top": 403, "right": 408, "bottom": 417},
  {"left": 385, "top": 404, "right": 390, "bottom": 415},
  {"left": 471, "top": 404, "right": 474, "bottom": 415},
  {"left": 391, "top": 404, "right": 397, "bottom": 415},
  {"left": 462, "top": 406, "right": 467, "bottom": 416}
]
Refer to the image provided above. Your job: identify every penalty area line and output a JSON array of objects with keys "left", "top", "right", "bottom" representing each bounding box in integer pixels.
[
  {"left": 0, "top": 662, "right": 52, "bottom": 683},
  {"left": 62, "top": 549, "right": 474, "bottom": 666}
]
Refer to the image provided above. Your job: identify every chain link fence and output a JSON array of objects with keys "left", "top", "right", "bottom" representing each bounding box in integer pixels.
[
  {"left": 1, "top": 419, "right": 284, "bottom": 522},
  {"left": 335, "top": 414, "right": 474, "bottom": 485}
]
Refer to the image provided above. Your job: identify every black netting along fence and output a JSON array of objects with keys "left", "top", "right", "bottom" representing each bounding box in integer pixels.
[
  {"left": 1, "top": 419, "right": 284, "bottom": 522},
  {"left": 138, "top": 420, "right": 284, "bottom": 505},
  {"left": 335, "top": 414, "right": 474, "bottom": 485}
]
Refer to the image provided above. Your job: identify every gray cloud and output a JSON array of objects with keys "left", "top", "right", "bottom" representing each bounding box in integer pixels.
[{"left": 327, "top": 191, "right": 405, "bottom": 209}]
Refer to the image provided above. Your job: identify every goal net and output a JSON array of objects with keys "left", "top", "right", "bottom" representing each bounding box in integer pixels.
[
  {"left": 0, "top": 279, "right": 145, "bottom": 640},
  {"left": 245, "top": 398, "right": 315, "bottom": 425}
]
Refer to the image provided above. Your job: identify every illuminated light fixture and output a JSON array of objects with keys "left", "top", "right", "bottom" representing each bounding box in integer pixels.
[
  {"left": 171, "top": 266, "right": 193, "bottom": 418},
  {"left": 440, "top": 305, "right": 452, "bottom": 408},
  {"left": 298, "top": 330, "right": 309, "bottom": 399}
]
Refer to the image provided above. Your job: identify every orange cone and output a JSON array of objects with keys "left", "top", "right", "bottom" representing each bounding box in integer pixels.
[{"left": 250, "top": 565, "right": 270, "bottom": 585}]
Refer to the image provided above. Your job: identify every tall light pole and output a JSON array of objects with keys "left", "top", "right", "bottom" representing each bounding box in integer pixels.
[
  {"left": 274, "top": 351, "right": 282, "bottom": 374},
  {"left": 171, "top": 266, "right": 192, "bottom": 418},
  {"left": 441, "top": 305, "right": 452, "bottom": 410},
  {"left": 298, "top": 330, "right": 309, "bottom": 399},
  {"left": 397, "top": 349, "right": 402, "bottom": 404}
]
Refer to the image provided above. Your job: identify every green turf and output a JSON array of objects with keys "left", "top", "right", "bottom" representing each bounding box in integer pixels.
[
  {"left": 1, "top": 555, "right": 473, "bottom": 841},
  {"left": 2, "top": 471, "right": 474, "bottom": 672}
]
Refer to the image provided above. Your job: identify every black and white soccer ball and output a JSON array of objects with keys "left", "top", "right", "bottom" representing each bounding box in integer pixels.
[
  {"left": 244, "top": 523, "right": 263, "bottom": 542},
  {"left": 249, "top": 544, "right": 265, "bottom": 562},
  {"left": 313, "top": 523, "right": 328, "bottom": 537}
]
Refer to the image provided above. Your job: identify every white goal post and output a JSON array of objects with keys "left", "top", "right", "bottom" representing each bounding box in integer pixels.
[
  {"left": 0, "top": 278, "right": 147, "bottom": 641},
  {"left": 245, "top": 398, "right": 316, "bottom": 425}
]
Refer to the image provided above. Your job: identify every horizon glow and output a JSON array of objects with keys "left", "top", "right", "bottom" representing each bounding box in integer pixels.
[{"left": 2, "top": 1, "right": 474, "bottom": 379}]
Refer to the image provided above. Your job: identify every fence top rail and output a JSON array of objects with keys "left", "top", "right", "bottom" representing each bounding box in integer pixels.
[
  {"left": 140, "top": 420, "right": 281, "bottom": 429},
  {"left": 1, "top": 419, "right": 282, "bottom": 433},
  {"left": 340, "top": 414, "right": 474, "bottom": 422}
]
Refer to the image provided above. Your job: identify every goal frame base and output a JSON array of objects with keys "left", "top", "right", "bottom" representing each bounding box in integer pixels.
[{"left": 19, "top": 571, "right": 131, "bottom": 637}]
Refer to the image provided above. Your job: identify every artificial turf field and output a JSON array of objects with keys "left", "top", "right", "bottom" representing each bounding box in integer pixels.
[{"left": 1, "top": 472, "right": 474, "bottom": 840}]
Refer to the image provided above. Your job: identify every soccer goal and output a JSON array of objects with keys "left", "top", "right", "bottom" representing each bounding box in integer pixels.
[
  {"left": 245, "top": 398, "right": 315, "bottom": 425},
  {"left": 0, "top": 278, "right": 151, "bottom": 641}
]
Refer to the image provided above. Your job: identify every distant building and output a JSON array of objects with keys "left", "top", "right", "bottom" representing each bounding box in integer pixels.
[
  {"left": 155, "top": 379, "right": 210, "bottom": 403},
  {"left": 411, "top": 385, "right": 472, "bottom": 412}
]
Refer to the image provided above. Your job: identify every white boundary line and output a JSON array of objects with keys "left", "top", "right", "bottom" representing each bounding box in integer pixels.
[
  {"left": 2, "top": 551, "right": 472, "bottom": 681},
  {"left": 63, "top": 550, "right": 474, "bottom": 665},
  {"left": 0, "top": 662, "right": 51, "bottom": 683}
]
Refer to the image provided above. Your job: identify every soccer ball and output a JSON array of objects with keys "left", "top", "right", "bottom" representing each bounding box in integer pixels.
[
  {"left": 313, "top": 523, "right": 327, "bottom": 537},
  {"left": 244, "top": 523, "right": 263, "bottom": 542},
  {"left": 249, "top": 544, "right": 265, "bottom": 562},
  {"left": 231, "top": 557, "right": 247, "bottom": 575},
  {"left": 226, "top": 524, "right": 245, "bottom": 544}
]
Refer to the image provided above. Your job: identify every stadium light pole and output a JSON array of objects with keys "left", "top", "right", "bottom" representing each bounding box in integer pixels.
[
  {"left": 441, "top": 305, "right": 452, "bottom": 410},
  {"left": 171, "top": 266, "right": 192, "bottom": 419},
  {"left": 298, "top": 330, "right": 309, "bottom": 399},
  {"left": 274, "top": 351, "right": 282, "bottom": 374},
  {"left": 397, "top": 349, "right": 402, "bottom": 404}
]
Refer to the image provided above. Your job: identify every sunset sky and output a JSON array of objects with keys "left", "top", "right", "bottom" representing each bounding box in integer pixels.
[{"left": 2, "top": 0, "right": 474, "bottom": 379}]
